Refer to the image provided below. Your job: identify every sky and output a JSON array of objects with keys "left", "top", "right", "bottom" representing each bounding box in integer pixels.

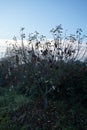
[{"left": 0, "top": 0, "right": 87, "bottom": 40}]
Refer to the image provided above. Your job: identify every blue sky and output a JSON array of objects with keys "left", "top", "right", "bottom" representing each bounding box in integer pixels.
[{"left": 0, "top": 0, "right": 87, "bottom": 39}]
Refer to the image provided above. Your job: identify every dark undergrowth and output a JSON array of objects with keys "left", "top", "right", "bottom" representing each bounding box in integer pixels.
[{"left": 0, "top": 61, "right": 87, "bottom": 130}]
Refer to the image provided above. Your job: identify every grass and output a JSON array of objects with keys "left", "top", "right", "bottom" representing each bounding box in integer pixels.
[
  {"left": 0, "top": 86, "right": 87, "bottom": 130},
  {"left": 0, "top": 87, "right": 30, "bottom": 130}
]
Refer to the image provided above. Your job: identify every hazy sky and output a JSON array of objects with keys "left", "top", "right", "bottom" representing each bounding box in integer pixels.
[{"left": 0, "top": 0, "right": 87, "bottom": 39}]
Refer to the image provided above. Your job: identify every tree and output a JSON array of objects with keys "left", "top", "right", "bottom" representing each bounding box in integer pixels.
[
  {"left": 2, "top": 25, "right": 87, "bottom": 109},
  {"left": 50, "top": 24, "right": 87, "bottom": 62}
]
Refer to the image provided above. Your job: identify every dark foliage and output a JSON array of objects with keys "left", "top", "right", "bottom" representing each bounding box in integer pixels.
[{"left": 0, "top": 25, "right": 87, "bottom": 129}]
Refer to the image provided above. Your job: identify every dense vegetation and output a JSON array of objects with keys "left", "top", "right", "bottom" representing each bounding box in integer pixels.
[{"left": 0, "top": 25, "right": 87, "bottom": 130}]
